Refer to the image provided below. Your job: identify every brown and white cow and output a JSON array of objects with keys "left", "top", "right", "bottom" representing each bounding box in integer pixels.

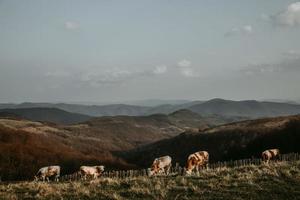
[
  {"left": 185, "top": 151, "right": 209, "bottom": 175},
  {"left": 34, "top": 166, "right": 60, "bottom": 182},
  {"left": 149, "top": 156, "right": 172, "bottom": 176},
  {"left": 80, "top": 165, "right": 105, "bottom": 180},
  {"left": 262, "top": 149, "right": 280, "bottom": 163}
]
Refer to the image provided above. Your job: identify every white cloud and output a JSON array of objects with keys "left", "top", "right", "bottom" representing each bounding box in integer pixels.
[
  {"left": 65, "top": 21, "right": 80, "bottom": 30},
  {"left": 180, "top": 68, "right": 197, "bottom": 77},
  {"left": 242, "top": 57, "right": 300, "bottom": 76},
  {"left": 177, "top": 59, "right": 199, "bottom": 77},
  {"left": 272, "top": 2, "right": 300, "bottom": 27},
  {"left": 242, "top": 25, "right": 253, "bottom": 34},
  {"left": 283, "top": 50, "right": 300, "bottom": 58},
  {"left": 177, "top": 59, "right": 191, "bottom": 68},
  {"left": 78, "top": 65, "right": 168, "bottom": 87},
  {"left": 153, "top": 65, "right": 167, "bottom": 74},
  {"left": 80, "top": 68, "right": 132, "bottom": 86},
  {"left": 224, "top": 25, "right": 253, "bottom": 37}
]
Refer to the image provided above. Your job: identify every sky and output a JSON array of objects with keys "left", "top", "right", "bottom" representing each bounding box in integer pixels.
[{"left": 0, "top": 0, "right": 300, "bottom": 103}]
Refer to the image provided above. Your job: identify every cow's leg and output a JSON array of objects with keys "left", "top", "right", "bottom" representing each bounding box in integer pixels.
[
  {"left": 164, "top": 166, "right": 169, "bottom": 175},
  {"left": 190, "top": 165, "right": 195, "bottom": 175},
  {"left": 166, "top": 164, "right": 171, "bottom": 175},
  {"left": 196, "top": 165, "right": 200, "bottom": 176}
]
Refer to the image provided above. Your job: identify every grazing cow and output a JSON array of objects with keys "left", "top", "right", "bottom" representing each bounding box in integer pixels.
[
  {"left": 34, "top": 166, "right": 60, "bottom": 182},
  {"left": 186, "top": 151, "right": 209, "bottom": 175},
  {"left": 262, "top": 149, "right": 280, "bottom": 163},
  {"left": 149, "top": 156, "right": 172, "bottom": 176},
  {"left": 80, "top": 166, "right": 105, "bottom": 180}
]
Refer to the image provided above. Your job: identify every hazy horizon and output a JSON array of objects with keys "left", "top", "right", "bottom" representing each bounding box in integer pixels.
[
  {"left": 1, "top": 0, "right": 300, "bottom": 102},
  {"left": 1, "top": 97, "right": 300, "bottom": 106}
]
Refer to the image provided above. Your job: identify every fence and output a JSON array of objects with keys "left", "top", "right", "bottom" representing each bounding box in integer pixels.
[{"left": 60, "top": 152, "right": 300, "bottom": 181}]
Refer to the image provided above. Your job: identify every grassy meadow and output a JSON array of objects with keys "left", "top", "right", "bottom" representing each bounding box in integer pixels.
[{"left": 1, "top": 161, "right": 300, "bottom": 200}]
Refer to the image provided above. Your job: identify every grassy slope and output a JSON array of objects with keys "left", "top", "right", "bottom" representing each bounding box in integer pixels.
[
  {"left": 1, "top": 161, "right": 300, "bottom": 200},
  {"left": 123, "top": 115, "right": 300, "bottom": 167}
]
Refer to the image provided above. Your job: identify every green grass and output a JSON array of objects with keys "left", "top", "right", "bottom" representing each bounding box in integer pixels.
[{"left": 1, "top": 161, "right": 300, "bottom": 200}]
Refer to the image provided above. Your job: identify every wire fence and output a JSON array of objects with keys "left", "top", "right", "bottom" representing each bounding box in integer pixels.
[{"left": 60, "top": 152, "right": 300, "bottom": 181}]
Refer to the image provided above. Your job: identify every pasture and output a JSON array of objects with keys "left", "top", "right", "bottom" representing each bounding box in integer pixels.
[{"left": 1, "top": 159, "right": 300, "bottom": 200}]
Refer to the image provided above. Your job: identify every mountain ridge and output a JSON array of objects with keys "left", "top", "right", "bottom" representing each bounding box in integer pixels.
[{"left": 1, "top": 98, "right": 300, "bottom": 118}]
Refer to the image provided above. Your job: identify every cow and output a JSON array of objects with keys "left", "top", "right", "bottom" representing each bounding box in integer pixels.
[
  {"left": 149, "top": 156, "right": 172, "bottom": 176},
  {"left": 262, "top": 149, "right": 280, "bottom": 163},
  {"left": 34, "top": 166, "right": 60, "bottom": 182},
  {"left": 185, "top": 151, "right": 209, "bottom": 175},
  {"left": 80, "top": 166, "right": 105, "bottom": 180}
]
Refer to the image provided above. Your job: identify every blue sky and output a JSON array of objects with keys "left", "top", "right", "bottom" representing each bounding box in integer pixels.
[{"left": 0, "top": 0, "right": 300, "bottom": 103}]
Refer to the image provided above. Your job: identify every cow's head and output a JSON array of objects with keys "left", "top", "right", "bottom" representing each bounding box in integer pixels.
[
  {"left": 262, "top": 151, "right": 271, "bottom": 161},
  {"left": 96, "top": 166, "right": 105, "bottom": 174},
  {"left": 149, "top": 160, "right": 159, "bottom": 176},
  {"left": 148, "top": 168, "right": 155, "bottom": 176}
]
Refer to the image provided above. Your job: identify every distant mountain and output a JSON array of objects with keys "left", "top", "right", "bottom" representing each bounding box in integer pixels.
[
  {"left": 0, "top": 102, "right": 150, "bottom": 117},
  {"left": 146, "top": 101, "right": 204, "bottom": 115},
  {"left": 1, "top": 98, "right": 300, "bottom": 119},
  {"left": 263, "top": 99, "right": 300, "bottom": 105},
  {"left": 187, "top": 98, "right": 300, "bottom": 118},
  {"left": 122, "top": 115, "right": 300, "bottom": 168},
  {"left": 122, "top": 99, "right": 192, "bottom": 107},
  {"left": 0, "top": 107, "right": 92, "bottom": 125}
]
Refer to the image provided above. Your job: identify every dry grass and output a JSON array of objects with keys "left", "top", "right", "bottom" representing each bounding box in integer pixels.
[{"left": 1, "top": 161, "right": 300, "bottom": 200}]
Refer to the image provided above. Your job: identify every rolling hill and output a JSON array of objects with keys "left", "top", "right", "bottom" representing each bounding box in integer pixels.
[
  {"left": 0, "top": 107, "right": 92, "bottom": 125},
  {"left": 188, "top": 98, "right": 300, "bottom": 118},
  {"left": 122, "top": 115, "right": 300, "bottom": 168},
  {"left": 0, "top": 109, "right": 216, "bottom": 180}
]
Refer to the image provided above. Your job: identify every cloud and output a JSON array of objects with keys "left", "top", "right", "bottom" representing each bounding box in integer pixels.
[
  {"left": 64, "top": 21, "right": 80, "bottom": 30},
  {"left": 77, "top": 65, "right": 168, "bottom": 87},
  {"left": 177, "top": 59, "right": 199, "bottom": 77},
  {"left": 282, "top": 50, "right": 300, "bottom": 58},
  {"left": 80, "top": 68, "right": 132, "bottom": 86},
  {"left": 177, "top": 59, "right": 191, "bottom": 68},
  {"left": 241, "top": 56, "right": 300, "bottom": 76},
  {"left": 271, "top": 2, "right": 300, "bottom": 27},
  {"left": 45, "top": 70, "right": 71, "bottom": 78},
  {"left": 180, "top": 68, "right": 197, "bottom": 77},
  {"left": 224, "top": 25, "right": 253, "bottom": 37},
  {"left": 153, "top": 65, "right": 167, "bottom": 74}
]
